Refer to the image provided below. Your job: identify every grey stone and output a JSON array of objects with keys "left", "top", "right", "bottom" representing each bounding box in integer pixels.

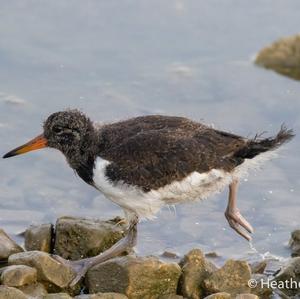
[
  {"left": 274, "top": 257, "right": 300, "bottom": 296},
  {"left": 289, "top": 230, "right": 300, "bottom": 257},
  {"left": 178, "top": 248, "right": 217, "bottom": 299},
  {"left": 8, "top": 251, "right": 75, "bottom": 288},
  {"left": 0, "top": 285, "right": 28, "bottom": 299},
  {"left": 203, "top": 259, "right": 251, "bottom": 296},
  {"left": 255, "top": 34, "right": 300, "bottom": 80},
  {"left": 54, "top": 216, "right": 126, "bottom": 260},
  {"left": 1, "top": 265, "right": 37, "bottom": 287},
  {"left": 25, "top": 223, "right": 53, "bottom": 253},
  {"left": 0, "top": 229, "right": 23, "bottom": 260},
  {"left": 86, "top": 255, "right": 181, "bottom": 299}
]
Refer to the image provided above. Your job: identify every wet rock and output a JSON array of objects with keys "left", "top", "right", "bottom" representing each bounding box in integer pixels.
[
  {"left": 250, "top": 274, "right": 273, "bottom": 298},
  {"left": 289, "top": 230, "right": 300, "bottom": 257},
  {"left": 205, "top": 252, "right": 219, "bottom": 259},
  {"left": 161, "top": 250, "right": 179, "bottom": 259},
  {"left": 43, "top": 293, "right": 73, "bottom": 299},
  {"left": 203, "top": 293, "right": 231, "bottom": 299},
  {"left": 75, "top": 294, "right": 128, "bottom": 299},
  {"left": 18, "top": 282, "right": 48, "bottom": 298},
  {"left": 54, "top": 216, "right": 126, "bottom": 260},
  {"left": 1, "top": 265, "right": 37, "bottom": 287},
  {"left": 25, "top": 223, "right": 53, "bottom": 253},
  {"left": 255, "top": 34, "right": 300, "bottom": 80},
  {"left": 203, "top": 259, "right": 251, "bottom": 296},
  {"left": 274, "top": 257, "right": 300, "bottom": 296},
  {"left": 8, "top": 251, "right": 75, "bottom": 288},
  {"left": 86, "top": 255, "right": 181, "bottom": 298},
  {"left": 0, "top": 229, "right": 23, "bottom": 260},
  {"left": 178, "top": 248, "right": 217, "bottom": 299},
  {"left": 250, "top": 260, "right": 267, "bottom": 274},
  {"left": 236, "top": 295, "right": 259, "bottom": 299},
  {"left": 0, "top": 285, "right": 28, "bottom": 299}
]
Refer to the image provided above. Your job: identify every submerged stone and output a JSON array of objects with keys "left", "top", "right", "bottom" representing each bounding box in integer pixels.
[
  {"left": 255, "top": 34, "right": 300, "bottom": 80},
  {"left": 86, "top": 255, "right": 181, "bottom": 299},
  {"left": 54, "top": 216, "right": 126, "bottom": 260}
]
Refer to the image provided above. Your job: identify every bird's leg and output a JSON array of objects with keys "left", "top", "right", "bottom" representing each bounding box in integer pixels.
[
  {"left": 52, "top": 215, "right": 139, "bottom": 287},
  {"left": 224, "top": 179, "right": 254, "bottom": 241}
]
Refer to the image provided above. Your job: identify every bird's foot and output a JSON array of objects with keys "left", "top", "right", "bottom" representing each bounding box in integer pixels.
[
  {"left": 52, "top": 254, "right": 95, "bottom": 287},
  {"left": 225, "top": 208, "right": 254, "bottom": 241}
]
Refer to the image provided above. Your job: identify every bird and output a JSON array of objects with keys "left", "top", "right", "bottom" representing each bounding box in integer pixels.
[{"left": 3, "top": 109, "right": 294, "bottom": 286}]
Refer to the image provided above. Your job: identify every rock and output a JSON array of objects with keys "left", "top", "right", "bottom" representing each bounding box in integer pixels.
[
  {"left": 250, "top": 260, "right": 267, "bottom": 274},
  {"left": 25, "top": 223, "right": 53, "bottom": 253},
  {"left": 159, "top": 295, "right": 184, "bottom": 299},
  {"left": 43, "top": 294, "right": 73, "bottom": 299},
  {"left": 236, "top": 295, "right": 259, "bottom": 299},
  {"left": 249, "top": 274, "right": 273, "bottom": 298},
  {"left": 205, "top": 252, "right": 219, "bottom": 258},
  {"left": 18, "top": 282, "right": 48, "bottom": 298},
  {"left": 203, "top": 293, "right": 231, "bottom": 299},
  {"left": 74, "top": 294, "right": 127, "bottom": 299},
  {"left": 54, "top": 216, "right": 126, "bottom": 260},
  {"left": 86, "top": 255, "right": 181, "bottom": 298},
  {"left": 161, "top": 251, "right": 179, "bottom": 259},
  {"left": 289, "top": 230, "right": 300, "bottom": 257},
  {"left": 255, "top": 34, "right": 300, "bottom": 80},
  {"left": 8, "top": 251, "right": 75, "bottom": 288},
  {"left": 1, "top": 265, "right": 37, "bottom": 287},
  {"left": 0, "top": 229, "right": 23, "bottom": 260},
  {"left": 0, "top": 285, "right": 28, "bottom": 299},
  {"left": 178, "top": 248, "right": 217, "bottom": 299},
  {"left": 203, "top": 259, "right": 251, "bottom": 296},
  {"left": 274, "top": 257, "right": 300, "bottom": 296}
]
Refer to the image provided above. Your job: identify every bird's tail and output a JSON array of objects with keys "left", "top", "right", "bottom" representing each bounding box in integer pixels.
[{"left": 234, "top": 125, "right": 295, "bottom": 159}]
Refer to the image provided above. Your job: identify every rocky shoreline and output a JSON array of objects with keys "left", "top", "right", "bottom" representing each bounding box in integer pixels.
[{"left": 0, "top": 216, "right": 300, "bottom": 298}]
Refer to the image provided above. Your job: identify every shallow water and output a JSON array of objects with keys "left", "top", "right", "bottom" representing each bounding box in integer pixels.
[{"left": 0, "top": 1, "right": 299, "bottom": 263}]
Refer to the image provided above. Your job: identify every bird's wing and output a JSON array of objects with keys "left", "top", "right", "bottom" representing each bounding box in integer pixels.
[{"left": 100, "top": 127, "right": 247, "bottom": 191}]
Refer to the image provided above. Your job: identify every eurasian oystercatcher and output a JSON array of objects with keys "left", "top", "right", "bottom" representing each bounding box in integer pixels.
[{"left": 3, "top": 109, "right": 294, "bottom": 285}]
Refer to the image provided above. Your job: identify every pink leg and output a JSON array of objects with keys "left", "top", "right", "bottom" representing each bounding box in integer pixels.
[{"left": 225, "top": 179, "right": 254, "bottom": 241}]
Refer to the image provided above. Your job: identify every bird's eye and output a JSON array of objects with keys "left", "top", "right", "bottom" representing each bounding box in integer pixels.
[{"left": 52, "top": 126, "right": 63, "bottom": 133}]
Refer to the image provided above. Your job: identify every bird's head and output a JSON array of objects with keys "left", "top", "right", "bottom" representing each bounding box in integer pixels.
[{"left": 3, "top": 109, "right": 96, "bottom": 167}]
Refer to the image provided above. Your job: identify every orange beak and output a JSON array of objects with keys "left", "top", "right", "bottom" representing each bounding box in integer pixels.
[{"left": 3, "top": 134, "right": 48, "bottom": 159}]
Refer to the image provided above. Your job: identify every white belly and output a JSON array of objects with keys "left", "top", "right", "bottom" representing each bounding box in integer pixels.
[{"left": 92, "top": 157, "right": 233, "bottom": 220}]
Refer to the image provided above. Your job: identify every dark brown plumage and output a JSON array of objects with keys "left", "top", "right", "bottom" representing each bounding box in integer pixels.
[{"left": 97, "top": 115, "right": 293, "bottom": 191}]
